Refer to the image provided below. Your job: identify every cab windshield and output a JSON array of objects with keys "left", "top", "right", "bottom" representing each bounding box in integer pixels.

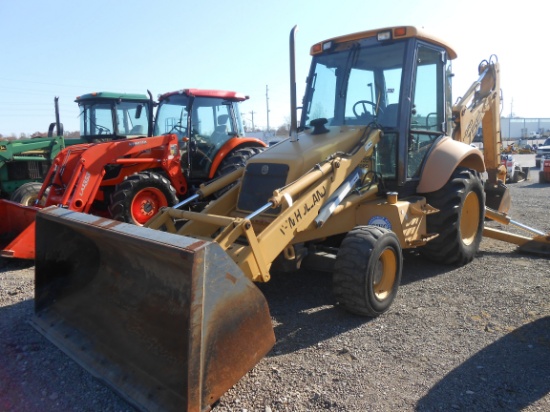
[
  {"left": 301, "top": 39, "right": 405, "bottom": 129},
  {"left": 79, "top": 100, "right": 149, "bottom": 138}
]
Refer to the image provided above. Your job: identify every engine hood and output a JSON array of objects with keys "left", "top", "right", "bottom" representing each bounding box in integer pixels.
[
  {"left": 235, "top": 125, "right": 368, "bottom": 214},
  {"left": 247, "top": 125, "right": 367, "bottom": 184}
]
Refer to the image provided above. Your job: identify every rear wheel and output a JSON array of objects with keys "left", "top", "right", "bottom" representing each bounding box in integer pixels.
[
  {"left": 214, "top": 146, "right": 265, "bottom": 197},
  {"left": 216, "top": 146, "right": 265, "bottom": 176},
  {"left": 333, "top": 226, "right": 403, "bottom": 317},
  {"left": 109, "top": 171, "right": 178, "bottom": 226},
  {"left": 10, "top": 182, "right": 45, "bottom": 206},
  {"left": 421, "top": 167, "right": 485, "bottom": 266}
]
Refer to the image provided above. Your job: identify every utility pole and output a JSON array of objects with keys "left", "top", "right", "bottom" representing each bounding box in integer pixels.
[
  {"left": 249, "top": 110, "right": 256, "bottom": 131},
  {"left": 509, "top": 98, "right": 513, "bottom": 142},
  {"left": 266, "top": 85, "right": 270, "bottom": 135}
]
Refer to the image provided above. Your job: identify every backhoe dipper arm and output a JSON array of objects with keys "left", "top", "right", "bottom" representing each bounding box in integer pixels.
[{"left": 452, "top": 58, "right": 506, "bottom": 183}]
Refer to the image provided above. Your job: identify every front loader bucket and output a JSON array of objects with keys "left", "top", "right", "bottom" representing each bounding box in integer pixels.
[
  {"left": 0, "top": 199, "right": 38, "bottom": 259},
  {"left": 31, "top": 207, "right": 275, "bottom": 412}
]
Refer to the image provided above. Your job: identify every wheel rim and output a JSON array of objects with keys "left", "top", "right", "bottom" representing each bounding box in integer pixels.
[
  {"left": 372, "top": 248, "right": 397, "bottom": 301},
  {"left": 460, "top": 191, "right": 480, "bottom": 245},
  {"left": 20, "top": 193, "right": 39, "bottom": 206},
  {"left": 130, "top": 187, "right": 168, "bottom": 225}
]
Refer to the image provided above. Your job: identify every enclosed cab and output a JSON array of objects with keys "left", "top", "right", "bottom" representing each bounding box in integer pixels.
[
  {"left": 300, "top": 27, "right": 488, "bottom": 194},
  {"left": 75, "top": 92, "right": 153, "bottom": 140},
  {"left": 154, "top": 89, "right": 266, "bottom": 186}
]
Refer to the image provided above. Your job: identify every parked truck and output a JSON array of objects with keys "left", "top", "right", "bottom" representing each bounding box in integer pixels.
[{"left": 31, "top": 26, "right": 550, "bottom": 412}]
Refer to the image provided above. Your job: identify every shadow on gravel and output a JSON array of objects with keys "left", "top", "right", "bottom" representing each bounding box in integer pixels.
[
  {"left": 258, "top": 252, "right": 454, "bottom": 356},
  {"left": 0, "top": 257, "right": 34, "bottom": 273},
  {"left": 416, "top": 316, "right": 550, "bottom": 411},
  {"left": 257, "top": 266, "right": 365, "bottom": 356}
]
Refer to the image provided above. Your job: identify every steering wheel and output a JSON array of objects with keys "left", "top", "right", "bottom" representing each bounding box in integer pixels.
[
  {"left": 169, "top": 124, "right": 187, "bottom": 136},
  {"left": 352, "top": 100, "right": 381, "bottom": 119},
  {"left": 95, "top": 124, "right": 111, "bottom": 135}
]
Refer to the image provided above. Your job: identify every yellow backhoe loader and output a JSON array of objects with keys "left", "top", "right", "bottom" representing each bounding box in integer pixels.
[{"left": 31, "top": 26, "right": 550, "bottom": 412}]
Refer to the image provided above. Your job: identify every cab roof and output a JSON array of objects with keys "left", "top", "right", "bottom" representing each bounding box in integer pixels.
[
  {"left": 158, "top": 89, "right": 249, "bottom": 102},
  {"left": 310, "top": 26, "right": 457, "bottom": 60},
  {"left": 75, "top": 91, "right": 150, "bottom": 102}
]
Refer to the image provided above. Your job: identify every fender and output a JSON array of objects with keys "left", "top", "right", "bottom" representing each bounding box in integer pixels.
[
  {"left": 208, "top": 137, "right": 267, "bottom": 179},
  {"left": 417, "top": 136, "right": 485, "bottom": 193}
]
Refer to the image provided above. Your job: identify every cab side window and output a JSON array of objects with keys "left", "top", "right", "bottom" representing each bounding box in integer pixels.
[{"left": 408, "top": 45, "right": 445, "bottom": 178}]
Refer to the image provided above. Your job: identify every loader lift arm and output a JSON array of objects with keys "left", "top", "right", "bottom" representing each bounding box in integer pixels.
[
  {"left": 39, "top": 134, "right": 186, "bottom": 213},
  {"left": 148, "top": 128, "right": 383, "bottom": 282}
]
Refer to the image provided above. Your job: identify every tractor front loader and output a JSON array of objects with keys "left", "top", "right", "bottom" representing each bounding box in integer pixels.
[
  {"left": 31, "top": 26, "right": 550, "bottom": 412},
  {"left": 0, "top": 133, "right": 186, "bottom": 259}
]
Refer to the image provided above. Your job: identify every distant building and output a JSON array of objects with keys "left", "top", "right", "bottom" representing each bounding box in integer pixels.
[{"left": 500, "top": 117, "right": 550, "bottom": 141}]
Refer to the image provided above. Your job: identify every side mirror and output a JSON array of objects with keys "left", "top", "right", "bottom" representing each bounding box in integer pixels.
[{"left": 135, "top": 104, "right": 143, "bottom": 119}]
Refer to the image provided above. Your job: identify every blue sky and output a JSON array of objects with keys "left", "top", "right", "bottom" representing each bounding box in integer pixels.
[{"left": 1, "top": 0, "right": 547, "bottom": 136}]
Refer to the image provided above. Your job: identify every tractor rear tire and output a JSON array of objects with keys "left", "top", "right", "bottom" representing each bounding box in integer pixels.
[
  {"left": 10, "top": 182, "right": 45, "bottom": 206},
  {"left": 109, "top": 171, "right": 178, "bottom": 226},
  {"left": 217, "top": 146, "right": 265, "bottom": 176},
  {"left": 421, "top": 167, "right": 485, "bottom": 266},
  {"left": 333, "top": 226, "right": 403, "bottom": 317},
  {"left": 214, "top": 146, "right": 265, "bottom": 197}
]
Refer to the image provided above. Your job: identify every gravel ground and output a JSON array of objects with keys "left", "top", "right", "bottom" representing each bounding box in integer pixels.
[{"left": 1, "top": 154, "right": 549, "bottom": 412}]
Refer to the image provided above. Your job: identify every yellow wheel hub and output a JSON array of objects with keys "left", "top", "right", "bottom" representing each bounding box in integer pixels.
[
  {"left": 373, "top": 248, "right": 397, "bottom": 300},
  {"left": 461, "top": 191, "right": 480, "bottom": 245}
]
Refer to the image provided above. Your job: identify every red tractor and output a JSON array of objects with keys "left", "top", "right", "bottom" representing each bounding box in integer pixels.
[
  {"left": 154, "top": 88, "right": 266, "bottom": 188},
  {"left": 0, "top": 89, "right": 266, "bottom": 259}
]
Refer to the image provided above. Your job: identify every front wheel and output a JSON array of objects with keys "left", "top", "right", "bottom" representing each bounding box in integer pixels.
[
  {"left": 421, "top": 167, "right": 485, "bottom": 266},
  {"left": 333, "top": 226, "right": 403, "bottom": 317},
  {"left": 10, "top": 182, "right": 46, "bottom": 206},
  {"left": 109, "top": 171, "right": 178, "bottom": 226}
]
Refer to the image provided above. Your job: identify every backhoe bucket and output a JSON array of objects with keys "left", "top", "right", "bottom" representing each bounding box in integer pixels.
[
  {"left": 31, "top": 207, "right": 275, "bottom": 412},
  {"left": 484, "top": 180, "right": 511, "bottom": 213},
  {"left": 0, "top": 199, "right": 38, "bottom": 259}
]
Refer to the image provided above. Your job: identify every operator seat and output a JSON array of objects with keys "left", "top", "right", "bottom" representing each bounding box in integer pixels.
[
  {"left": 129, "top": 125, "right": 145, "bottom": 135},
  {"left": 209, "top": 114, "right": 230, "bottom": 144}
]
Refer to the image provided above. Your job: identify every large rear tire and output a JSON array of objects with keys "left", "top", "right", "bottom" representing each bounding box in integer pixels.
[
  {"left": 333, "top": 226, "right": 403, "bottom": 317},
  {"left": 109, "top": 171, "right": 178, "bottom": 226},
  {"left": 10, "top": 182, "right": 45, "bottom": 206},
  {"left": 216, "top": 146, "right": 265, "bottom": 176},
  {"left": 421, "top": 167, "right": 485, "bottom": 266},
  {"left": 214, "top": 146, "right": 265, "bottom": 197}
]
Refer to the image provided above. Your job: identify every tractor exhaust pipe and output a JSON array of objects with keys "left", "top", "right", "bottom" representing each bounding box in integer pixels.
[{"left": 289, "top": 25, "right": 298, "bottom": 142}]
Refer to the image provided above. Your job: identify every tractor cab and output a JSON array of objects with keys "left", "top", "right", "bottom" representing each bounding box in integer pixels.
[
  {"left": 154, "top": 89, "right": 257, "bottom": 183},
  {"left": 76, "top": 92, "right": 153, "bottom": 142},
  {"left": 300, "top": 27, "right": 455, "bottom": 195}
]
